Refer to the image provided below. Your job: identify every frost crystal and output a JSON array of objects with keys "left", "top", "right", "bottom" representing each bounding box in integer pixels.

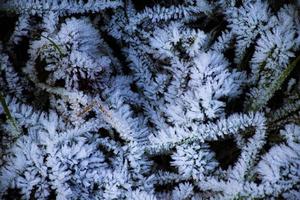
[{"left": 0, "top": 0, "right": 300, "bottom": 199}]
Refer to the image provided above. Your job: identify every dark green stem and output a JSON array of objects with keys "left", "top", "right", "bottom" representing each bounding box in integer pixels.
[
  {"left": 0, "top": 92, "right": 20, "bottom": 136},
  {"left": 250, "top": 54, "right": 300, "bottom": 111},
  {"left": 40, "top": 35, "right": 65, "bottom": 56}
]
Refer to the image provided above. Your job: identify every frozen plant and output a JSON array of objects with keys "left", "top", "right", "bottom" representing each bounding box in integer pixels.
[{"left": 0, "top": 0, "right": 300, "bottom": 199}]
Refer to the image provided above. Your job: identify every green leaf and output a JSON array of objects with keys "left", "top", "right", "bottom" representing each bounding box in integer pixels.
[{"left": 0, "top": 92, "right": 20, "bottom": 137}]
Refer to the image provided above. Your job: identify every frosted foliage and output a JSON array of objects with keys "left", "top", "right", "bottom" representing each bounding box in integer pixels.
[
  {"left": 252, "top": 27, "right": 296, "bottom": 73},
  {"left": 150, "top": 23, "right": 207, "bottom": 58},
  {"left": 171, "top": 143, "right": 218, "bottom": 180},
  {"left": 25, "top": 18, "right": 111, "bottom": 90},
  {"left": 0, "top": 0, "right": 300, "bottom": 199},
  {"left": 226, "top": 0, "right": 270, "bottom": 63}
]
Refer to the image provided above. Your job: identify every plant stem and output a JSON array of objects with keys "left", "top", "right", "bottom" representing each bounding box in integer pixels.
[
  {"left": 0, "top": 92, "right": 20, "bottom": 137},
  {"left": 250, "top": 54, "right": 300, "bottom": 111},
  {"left": 40, "top": 35, "right": 65, "bottom": 56}
]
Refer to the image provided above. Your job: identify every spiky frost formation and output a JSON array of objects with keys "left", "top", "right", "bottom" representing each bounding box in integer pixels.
[{"left": 0, "top": 0, "right": 300, "bottom": 199}]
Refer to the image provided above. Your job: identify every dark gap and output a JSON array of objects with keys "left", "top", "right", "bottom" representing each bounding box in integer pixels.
[
  {"left": 235, "top": 0, "right": 244, "bottom": 7},
  {"left": 150, "top": 153, "right": 176, "bottom": 172},
  {"left": 83, "top": 110, "right": 96, "bottom": 121},
  {"left": 29, "top": 186, "right": 37, "bottom": 200},
  {"left": 267, "top": 90, "right": 285, "bottom": 110},
  {"left": 98, "top": 144, "right": 115, "bottom": 166},
  {"left": 92, "top": 183, "right": 99, "bottom": 193},
  {"left": 0, "top": 113, "right": 6, "bottom": 121},
  {"left": 130, "top": 81, "right": 139, "bottom": 93},
  {"left": 208, "top": 137, "right": 241, "bottom": 170},
  {"left": 154, "top": 181, "right": 177, "bottom": 193},
  {"left": 97, "top": 129, "right": 119, "bottom": 166},
  {"left": 98, "top": 128, "right": 111, "bottom": 137},
  {"left": 23, "top": 82, "right": 42, "bottom": 107},
  {"left": 130, "top": 103, "right": 144, "bottom": 115},
  {"left": 187, "top": 13, "right": 226, "bottom": 34},
  {"left": 224, "top": 89, "right": 247, "bottom": 115},
  {"left": 35, "top": 57, "right": 50, "bottom": 82},
  {"left": 158, "top": 0, "right": 185, "bottom": 8},
  {"left": 54, "top": 79, "right": 65, "bottom": 88},
  {"left": 2, "top": 188, "right": 22, "bottom": 200},
  {"left": 223, "top": 39, "right": 237, "bottom": 68},
  {"left": 32, "top": 90, "right": 50, "bottom": 112},
  {"left": 110, "top": 128, "right": 127, "bottom": 146},
  {"left": 275, "top": 195, "right": 286, "bottom": 200},
  {"left": 0, "top": 13, "right": 18, "bottom": 42},
  {"left": 78, "top": 78, "right": 91, "bottom": 92},
  {"left": 99, "top": 29, "right": 129, "bottom": 75},
  {"left": 172, "top": 39, "right": 190, "bottom": 60},
  {"left": 132, "top": 0, "right": 185, "bottom": 11},
  {"left": 261, "top": 130, "right": 285, "bottom": 155},
  {"left": 131, "top": 0, "right": 158, "bottom": 11},
  {"left": 47, "top": 189, "right": 56, "bottom": 200},
  {"left": 268, "top": 0, "right": 297, "bottom": 12},
  {"left": 10, "top": 38, "right": 30, "bottom": 73},
  {"left": 146, "top": 119, "right": 156, "bottom": 129},
  {"left": 238, "top": 43, "right": 256, "bottom": 73},
  {"left": 21, "top": 126, "right": 28, "bottom": 136},
  {"left": 241, "top": 126, "right": 256, "bottom": 141},
  {"left": 253, "top": 175, "right": 262, "bottom": 185},
  {"left": 65, "top": 101, "right": 73, "bottom": 111}
]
